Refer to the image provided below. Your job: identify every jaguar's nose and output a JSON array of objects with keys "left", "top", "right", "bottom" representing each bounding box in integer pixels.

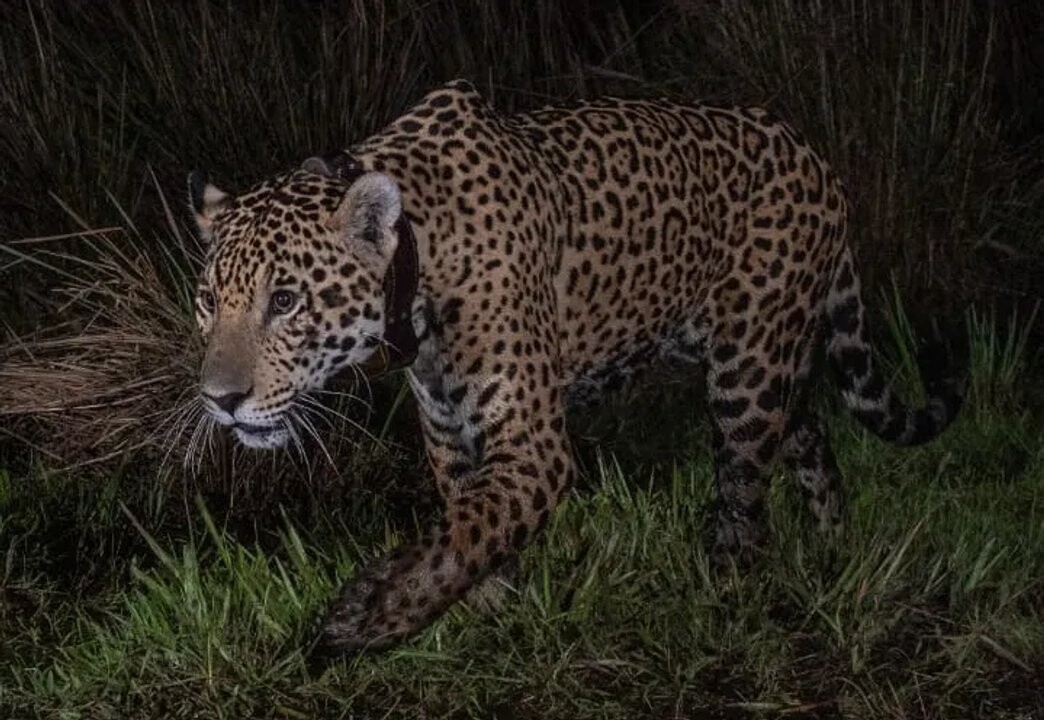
[{"left": 203, "top": 388, "right": 252, "bottom": 415}]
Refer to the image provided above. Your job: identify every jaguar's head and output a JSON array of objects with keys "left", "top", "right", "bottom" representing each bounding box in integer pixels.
[{"left": 188, "top": 158, "right": 402, "bottom": 449}]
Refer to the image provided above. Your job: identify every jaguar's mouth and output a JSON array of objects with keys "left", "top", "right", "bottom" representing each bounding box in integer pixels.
[
  {"left": 233, "top": 421, "right": 277, "bottom": 434},
  {"left": 232, "top": 421, "right": 289, "bottom": 449}
]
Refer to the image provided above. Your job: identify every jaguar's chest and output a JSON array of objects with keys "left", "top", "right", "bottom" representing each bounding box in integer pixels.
[{"left": 405, "top": 332, "right": 494, "bottom": 466}]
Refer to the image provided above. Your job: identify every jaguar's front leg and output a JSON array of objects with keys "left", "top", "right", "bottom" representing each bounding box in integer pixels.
[{"left": 308, "top": 362, "right": 573, "bottom": 664}]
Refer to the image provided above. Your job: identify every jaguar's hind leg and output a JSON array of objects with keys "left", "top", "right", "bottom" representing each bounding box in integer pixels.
[
  {"left": 705, "top": 351, "right": 790, "bottom": 567},
  {"left": 782, "top": 413, "right": 846, "bottom": 533}
]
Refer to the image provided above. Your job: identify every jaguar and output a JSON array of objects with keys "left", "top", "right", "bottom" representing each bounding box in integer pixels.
[{"left": 188, "top": 79, "right": 963, "bottom": 664}]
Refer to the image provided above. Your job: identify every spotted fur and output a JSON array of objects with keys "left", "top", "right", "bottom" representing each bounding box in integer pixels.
[{"left": 188, "top": 80, "right": 963, "bottom": 663}]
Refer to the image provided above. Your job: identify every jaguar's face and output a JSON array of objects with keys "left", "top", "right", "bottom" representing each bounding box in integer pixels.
[{"left": 188, "top": 161, "right": 401, "bottom": 449}]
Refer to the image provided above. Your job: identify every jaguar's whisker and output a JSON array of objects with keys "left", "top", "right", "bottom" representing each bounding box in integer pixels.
[
  {"left": 283, "top": 411, "right": 314, "bottom": 481},
  {"left": 293, "top": 403, "right": 337, "bottom": 470},
  {"left": 158, "top": 399, "right": 201, "bottom": 471},
  {"left": 298, "top": 393, "right": 376, "bottom": 445}
]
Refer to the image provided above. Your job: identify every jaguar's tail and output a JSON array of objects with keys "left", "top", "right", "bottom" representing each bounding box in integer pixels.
[{"left": 826, "top": 247, "right": 964, "bottom": 446}]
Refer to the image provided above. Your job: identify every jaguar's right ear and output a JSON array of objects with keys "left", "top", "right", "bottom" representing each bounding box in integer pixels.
[{"left": 187, "top": 170, "right": 231, "bottom": 242}]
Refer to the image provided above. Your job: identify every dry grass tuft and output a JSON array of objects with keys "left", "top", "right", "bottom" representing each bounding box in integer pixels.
[{"left": 0, "top": 220, "right": 201, "bottom": 469}]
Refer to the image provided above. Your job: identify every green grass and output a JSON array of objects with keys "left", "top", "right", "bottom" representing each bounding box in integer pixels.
[{"left": 2, "top": 347, "right": 1042, "bottom": 718}]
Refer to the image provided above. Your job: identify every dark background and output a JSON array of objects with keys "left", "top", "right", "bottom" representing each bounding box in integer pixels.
[{"left": 1, "top": 0, "right": 1041, "bottom": 325}]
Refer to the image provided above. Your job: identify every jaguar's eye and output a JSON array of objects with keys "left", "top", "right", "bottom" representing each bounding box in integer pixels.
[
  {"left": 199, "top": 289, "right": 216, "bottom": 313},
  {"left": 270, "top": 289, "right": 297, "bottom": 315}
]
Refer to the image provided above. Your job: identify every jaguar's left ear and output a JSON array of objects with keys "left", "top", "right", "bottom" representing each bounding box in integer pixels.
[
  {"left": 328, "top": 172, "right": 402, "bottom": 259},
  {"left": 187, "top": 170, "right": 231, "bottom": 242}
]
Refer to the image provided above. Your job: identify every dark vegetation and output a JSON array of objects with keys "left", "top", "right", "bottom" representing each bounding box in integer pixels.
[{"left": 0, "top": 1, "right": 1041, "bottom": 718}]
